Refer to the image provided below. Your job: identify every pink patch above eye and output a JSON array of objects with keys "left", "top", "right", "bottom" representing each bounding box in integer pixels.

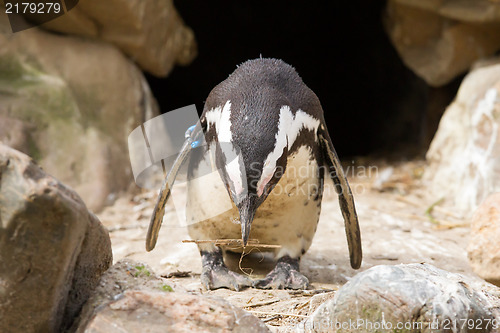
[
  {"left": 232, "top": 178, "right": 244, "bottom": 196},
  {"left": 257, "top": 172, "right": 274, "bottom": 197}
]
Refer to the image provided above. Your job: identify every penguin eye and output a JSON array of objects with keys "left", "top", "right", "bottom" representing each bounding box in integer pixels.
[
  {"left": 273, "top": 165, "right": 285, "bottom": 179},
  {"left": 264, "top": 181, "right": 276, "bottom": 196}
]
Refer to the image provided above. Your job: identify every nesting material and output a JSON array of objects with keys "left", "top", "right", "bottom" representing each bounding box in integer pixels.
[{"left": 182, "top": 239, "right": 281, "bottom": 249}]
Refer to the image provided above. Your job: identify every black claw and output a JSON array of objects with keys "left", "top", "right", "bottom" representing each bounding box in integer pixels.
[
  {"left": 200, "top": 249, "right": 253, "bottom": 291},
  {"left": 254, "top": 256, "right": 309, "bottom": 290}
]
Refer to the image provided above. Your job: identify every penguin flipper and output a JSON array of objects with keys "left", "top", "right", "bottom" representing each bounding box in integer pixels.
[
  {"left": 318, "top": 125, "right": 362, "bottom": 269},
  {"left": 146, "top": 122, "right": 204, "bottom": 251}
]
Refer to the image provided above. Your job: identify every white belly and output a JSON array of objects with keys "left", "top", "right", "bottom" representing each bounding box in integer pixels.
[{"left": 186, "top": 145, "right": 322, "bottom": 258}]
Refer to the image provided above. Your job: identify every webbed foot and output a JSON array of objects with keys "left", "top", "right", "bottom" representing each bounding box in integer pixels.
[
  {"left": 200, "top": 249, "right": 253, "bottom": 291},
  {"left": 253, "top": 256, "right": 309, "bottom": 290}
]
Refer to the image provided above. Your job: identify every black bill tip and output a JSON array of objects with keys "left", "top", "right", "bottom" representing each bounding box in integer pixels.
[{"left": 238, "top": 196, "right": 257, "bottom": 247}]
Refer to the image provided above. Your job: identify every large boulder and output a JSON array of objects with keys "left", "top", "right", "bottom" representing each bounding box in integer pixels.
[
  {"left": 424, "top": 60, "right": 500, "bottom": 217},
  {"left": 29, "top": 0, "right": 197, "bottom": 76},
  {"left": 74, "top": 259, "right": 269, "bottom": 333},
  {"left": 384, "top": 0, "right": 500, "bottom": 86},
  {"left": 299, "top": 264, "right": 500, "bottom": 333},
  {"left": 0, "top": 144, "right": 113, "bottom": 333},
  {"left": 0, "top": 27, "right": 158, "bottom": 211},
  {"left": 391, "top": 0, "right": 500, "bottom": 23},
  {"left": 468, "top": 193, "right": 500, "bottom": 287}
]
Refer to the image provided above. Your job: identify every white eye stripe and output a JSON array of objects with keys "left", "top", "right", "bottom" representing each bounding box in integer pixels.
[
  {"left": 256, "top": 105, "right": 320, "bottom": 195},
  {"left": 206, "top": 101, "right": 247, "bottom": 200},
  {"left": 218, "top": 101, "right": 233, "bottom": 143},
  {"left": 206, "top": 100, "right": 232, "bottom": 141},
  {"left": 205, "top": 106, "right": 221, "bottom": 132},
  {"left": 287, "top": 108, "right": 321, "bottom": 148},
  {"left": 225, "top": 154, "right": 246, "bottom": 201}
]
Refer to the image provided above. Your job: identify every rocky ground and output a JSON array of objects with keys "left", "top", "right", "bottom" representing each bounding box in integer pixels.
[{"left": 97, "top": 159, "right": 475, "bottom": 332}]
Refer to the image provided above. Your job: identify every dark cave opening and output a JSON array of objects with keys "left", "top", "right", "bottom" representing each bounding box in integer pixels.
[{"left": 145, "top": 0, "right": 461, "bottom": 158}]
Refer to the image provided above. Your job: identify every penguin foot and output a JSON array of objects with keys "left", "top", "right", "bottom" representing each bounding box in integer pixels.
[
  {"left": 200, "top": 249, "right": 252, "bottom": 291},
  {"left": 253, "top": 256, "right": 309, "bottom": 290}
]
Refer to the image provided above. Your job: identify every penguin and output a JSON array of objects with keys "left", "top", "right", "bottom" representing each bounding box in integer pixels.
[{"left": 147, "top": 58, "right": 362, "bottom": 290}]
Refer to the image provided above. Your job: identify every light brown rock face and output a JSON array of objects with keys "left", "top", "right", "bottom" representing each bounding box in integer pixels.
[
  {"left": 74, "top": 260, "right": 270, "bottom": 333},
  {"left": 0, "top": 27, "right": 158, "bottom": 211},
  {"left": 81, "top": 290, "right": 270, "bottom": 333},
  {"left": 468, "top": 193, "right": 500, "bottom": 287},
  {"left": 384, "top": 0, "right": 500, "bottom": 86},
  {"left": 31, "top": 0, "right": 197, "bottom": 76},
  {"left": 392, "top": 0, "right": 500, "bottom": 23},
  {"left": 0, "top": 143, "right": 112, "bottom": 333},
  {"left": 424, "top": 60, "right": 500, "bottom": 217}
]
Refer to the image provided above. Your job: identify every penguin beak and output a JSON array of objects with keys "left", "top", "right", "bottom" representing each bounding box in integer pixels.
[{"left": 238, "top": 196, "right": 257, "bottom": 246}]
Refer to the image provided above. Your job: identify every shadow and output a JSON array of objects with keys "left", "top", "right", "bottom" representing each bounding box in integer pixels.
[{"left": 224, "top": 250, "right": 277, "bottom": 278}]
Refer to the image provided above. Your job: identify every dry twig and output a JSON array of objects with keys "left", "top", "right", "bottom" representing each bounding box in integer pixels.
[
  {"left": 288, "top": 288, "right": 337, "bottom": 296},
  {"left": 425, "top": 198, "right": 445, "bottom": 225},
  {"left": 262, "top": 315, "right": 282, "bottom": 323},
  {"left": 162, "top": 271, "right": 192, "bottom": 278},
  {"left": 244, "top": 299, "right": 281, "bottom": 308},
  {"left": 248, "top": 310, "right": 307, "bottom": 318}
]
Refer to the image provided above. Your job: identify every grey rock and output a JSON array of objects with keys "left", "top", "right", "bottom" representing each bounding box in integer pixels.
[
  {"left": 0, "top": 143, "right": 112, "bottom": 333},
  {"left": 300, "top": 263, "right": 500, "bottom": 333},
  {"left": 0, "top": 27, "right": 158, "bottom": 212},
  {"left": 74, "top": 259, "right": 269, "bottom": 333}
]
